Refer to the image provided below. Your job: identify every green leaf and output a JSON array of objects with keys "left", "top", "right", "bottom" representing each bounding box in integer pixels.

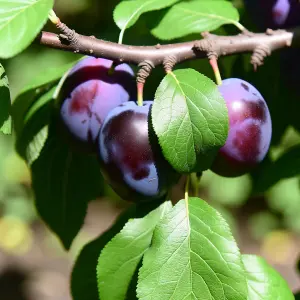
[
  {"left": 242, "top": 255, "right": 294, "bottom": 299},
  {"left": 152, "top": 0, "right": 242, "bottom": 40},
  {"left": 71, "top": 201, "right": 168, "bottom": 300},
  {"left": 0, "top": 0, "right": 54, "bottom": 58},
  {"left": 137, "top": 197, "right": 247, "bottom": 300},
  {"left": 12, "top": 60, "right": 78, "bottom": 135},
  {"left": 16, "top": 85, "right": 56, "bottom": 165},
  {"left": 31, "top": 125, "right": 103, "bottom": 249},
  {"left": 253, "top": 145, "right": 300, "bottom": 193},
  {"left": 113, "top": 0, "right": 180, "bottom": 43},
  {"left": 97, "top": 201, "right": 172, "bottom": 300},
  {"left": 0, "top": 64, "right": 11, "bottom": 134},
  {"left": 152, "top": 69, "right": 228, "bottom": 173}
]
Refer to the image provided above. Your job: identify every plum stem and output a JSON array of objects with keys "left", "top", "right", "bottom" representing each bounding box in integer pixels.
[
  {"left": 137, "top": 82, "right": 144, "bottom": 106},
  {"left": 209, "top": 57, "right": 222, "bottom": 85},
  {"left": 185, "top": 175, "right": 190, "bottom": 202},
  {"left": 190, "top": 173, "right": 201, "bottom": 196}
]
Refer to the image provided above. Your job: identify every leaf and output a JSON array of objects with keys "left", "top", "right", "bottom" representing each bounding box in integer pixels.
[
  {"left": 242, "top": 255, "right": 294, "bottom": 300},
  {"left": 0, "top": 0, "right": 54, "bottom": 58},
  {"left": 12, "top": 60, "right": 78, "bottom": 135},
  {"left": 152, "top": 0, "right": 242, "bottom": 40},
  {"left": 113, "top": 0, "right": 180, "bottom": 42},
  {"left": 31, "top": 124, "right": 103, "bottom": 249},
  {"left": 97, "top": 201, "right": 172, "bottom": 300},
  {"left": 16, "top": 86, "right": 56, "bottom": 165},
  {"left": 0, "top": 64, "right": 11, "bottom": 134},
  {"left": 137, "top": 197, "right": 247, "bottom": 300},
  {"left": 71, "top": 201, "right": 168, "bottom": 300},
  {"left": 152, "top": 69, "right": 228, "bottom": 173},
  {"left": 253, "top": 145, "right": 300, "bottom": 193}
]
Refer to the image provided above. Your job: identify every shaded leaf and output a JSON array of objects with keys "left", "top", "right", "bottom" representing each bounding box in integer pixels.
[
  {"left": 152, "top": 0, "right": 242, "bottom": 40},
  {"left": 16, "top": 86, "right": 56, "bottom": 165},
  {"left": 0, "top": 0, "right": 54, "bottom": 58},
  {"left": 152, "top": 69, "right": 228, "bottom": 173},
  {"left": 0, "top": 64, "right": 11, "bottom": 134},
  {"left": 97, "top": 201, "right": 172, "bottom": 300},
  {"left": 137, "top": 197, "right": 247, "bottom": 300},
  {"left": 12, "top": 60, "right": 78, "bottom": 134},
  {"left": 242, "top": 255, "right": 294, "bottom": 299},
  {"left": 254, "top": 145, "right": 300, "bottom": 193},
  {"left": 31, "top": 124, "right": 103, "bottom": 249}
]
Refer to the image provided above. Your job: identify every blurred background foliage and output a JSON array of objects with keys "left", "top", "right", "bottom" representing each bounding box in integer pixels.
[{"left": 0, "top": 0, "right": 299, "bottom": 298}]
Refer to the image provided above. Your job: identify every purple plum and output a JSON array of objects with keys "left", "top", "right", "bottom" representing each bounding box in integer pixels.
[
  {"left": 211, "top": 78, "right": 272, "bottom": 177},
  {"left": 56, "top": 56, "right": 136, "bottom": 152},
  {"left": 98, "top": 101, "right": 179, "bottom": 202}
]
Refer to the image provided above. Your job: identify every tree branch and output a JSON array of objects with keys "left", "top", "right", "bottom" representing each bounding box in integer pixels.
[{"left": 37, "top": 28, "right": 298, "bottom": 67}]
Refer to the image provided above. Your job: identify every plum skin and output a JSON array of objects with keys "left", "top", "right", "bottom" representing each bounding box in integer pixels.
[
  {"left": 244, "top": 0, "right": 300, "bottom": 30},
  {"left": 98, "top": 101, "right": 179, "bottom": 202},
  {"left": 56, "top": 56, "right": 136, "bottom": 152},
  {"left": 210, "top": 78, "right": 272, "bottom": 177}
]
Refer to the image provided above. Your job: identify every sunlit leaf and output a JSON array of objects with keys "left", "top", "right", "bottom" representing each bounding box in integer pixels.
[
  {"left": 152, "top": 69, "right": 228, "bottom": 173},
  {"left": 0, "top": 0, "right": 54, "bottom": 58},
  {"left": 152, "top": 0, "right": 242, "bottom": 40}
]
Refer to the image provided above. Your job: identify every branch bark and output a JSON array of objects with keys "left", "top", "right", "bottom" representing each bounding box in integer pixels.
[{"left": 37, "top": 28, "right": 298, "bottom": 67}]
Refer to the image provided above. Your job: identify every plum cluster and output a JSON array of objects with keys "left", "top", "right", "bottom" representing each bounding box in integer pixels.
[
  {"left": 56, "top": 57, "right": 178, "bottom": 202},
  {"left": 56, "top": 57, "right": 272, "bottom": 202}
]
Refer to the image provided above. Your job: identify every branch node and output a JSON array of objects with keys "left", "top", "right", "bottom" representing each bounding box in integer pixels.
[
  {"left": 194, "top": 36, "right": 220, "bottom": 59},
  {"left": 163, "top": 55, "right": 177, "bottom": 73},
  {"left": 251, "top": 44, "right": 271, "bottom": 70},
  {"left": 137, "top": 60, "right": 155, "bottom": 84},
  {"left": 56, "top": 22, "right": 79, "bottom": 47}
]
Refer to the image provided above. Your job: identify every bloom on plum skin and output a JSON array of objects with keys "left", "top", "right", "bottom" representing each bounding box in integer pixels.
[
  {"left": 98, "top": 101, "right": 179, "bottom": 202},
  {"left": 244, "top": 0, "right": 300, "bottom": 30},
  {"left": 56, "top": 56, "right": 136, "bottom": 152},
  {"left": 211, "top": 78, "right": 272, "bottom": 177}
]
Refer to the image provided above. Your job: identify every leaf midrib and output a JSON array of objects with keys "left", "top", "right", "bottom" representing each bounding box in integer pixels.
[
  {"left": 175, "top": 5, "right": 237, "bottom": 25},
  {"left": 169, "top": 71, "right": 197, "bottom": 169}
]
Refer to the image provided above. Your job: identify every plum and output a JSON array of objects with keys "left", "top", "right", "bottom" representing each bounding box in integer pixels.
[
  {"left": 98, "top": 101, "right": 179, "bottom": 202},
  {"left": 211, "top": 78, "right": 272, "bottom": 177},
  {"left": 244, "top": 0, "right": 300, "bottom": 30},
  {"left": 56, "top": 56, "right": 136, "bottom": 152}
]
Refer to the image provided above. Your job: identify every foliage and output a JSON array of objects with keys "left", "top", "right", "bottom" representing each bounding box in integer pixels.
[{"left": 1, "top": 0, "right": 299, "bottom": 299}]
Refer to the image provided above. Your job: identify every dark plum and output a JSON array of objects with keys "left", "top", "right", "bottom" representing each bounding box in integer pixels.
[
  {"left": 244, "top": 0, "right": 300, "bottom": 30},
  {"left": 211, "top": 78, "right": 272, "bottom": 177},
  {"left": 98, "top": 101, "right": 179, "bottom": 202},
  {"left": 56, "top": 56, "right": 136, "bottom": 152}
]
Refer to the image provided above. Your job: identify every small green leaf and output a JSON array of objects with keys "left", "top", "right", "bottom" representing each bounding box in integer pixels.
[
  {"left": 0, "top": 0, "right": 54, "bottom": 58},
  {"left": 137, "top": 197, "right": 247, "bottom": 300},
  {"left": 152, "top": 69, "right": 228, "bottom": 173},
  {"left": 113, "top": 0, "right": 180, "bottom": 43},
  {"left": 97, "top": 201, "right": 172, "bottom": 300},
  {"left": 71, "top": 201, "right": 167, "bottom": 300},
  {"left": 31, "top": 125, "right": 103, "bottom": 249},
  {"left": 242, "top": 255, "right": 294, "bottom": 299},
  {"left": 12, "top": 60, "right": 78, "bottom": 134},
  {"left": 152, "top": 0, "right": 242, "bottom": 40},
  {"left": 254, "top": 145, "right": 300, "bottom": 193},
  {"left": 0, "top": 64, "right": 11, "bottom": 134}
]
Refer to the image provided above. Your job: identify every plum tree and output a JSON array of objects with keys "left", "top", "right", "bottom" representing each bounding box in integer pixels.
[
  {"left": 56, "top": 56, "right": 136, "bottom": 152},
  {"left": 98, "top": 101, "right": 179, "bottom": 202},
  {"left": 244, "top": 0, "right": 300, "bottom": 30},
  {"left": 211, "top": 78, "right": 272, "bottom": 177}
]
